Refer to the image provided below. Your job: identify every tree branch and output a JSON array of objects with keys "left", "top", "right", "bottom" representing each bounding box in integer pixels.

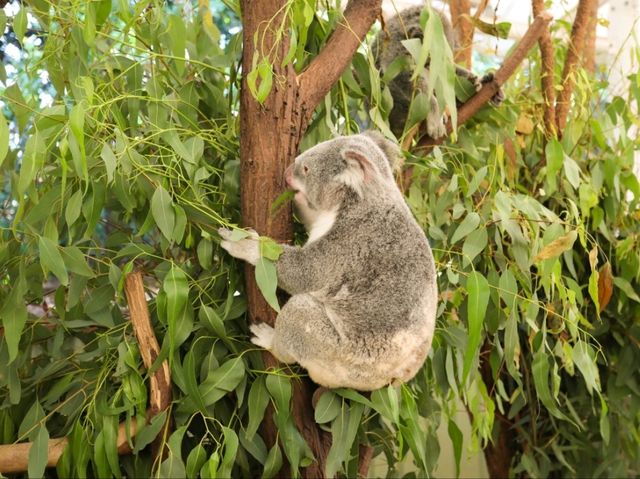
[
  {"left": 0, "top": 420, "right": 139, "bottom": 474},
  {"left": 449, "top": 0, "right": 474, "bottom": 68},
  {"left": 555, "top": 0, "right": 599, "bottom": 133},
  {"left": 298, "top": 0, "right": 382, "bottom": 115},
  {"left": 124, "top": 271, "right": 172, "bottom": 459},
  {"left": 532, "top": 0, "right": 557, "bottom": 139},
  {"left": 414, "top": 12, "right": 553, "bottom": 155}
]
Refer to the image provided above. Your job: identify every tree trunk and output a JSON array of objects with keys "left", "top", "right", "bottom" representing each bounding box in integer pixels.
[{"left": 239, "top": 1, "right": 382, "bottom": 477}]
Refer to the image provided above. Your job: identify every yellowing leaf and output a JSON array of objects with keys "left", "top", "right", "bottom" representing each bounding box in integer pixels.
[{"left": 533, "top": 230, "right": 577, "bottom": 262}]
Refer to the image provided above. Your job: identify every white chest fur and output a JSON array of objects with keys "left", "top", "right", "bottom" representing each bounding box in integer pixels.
[{"left": 306, "top": 208, "right": 338, "bottom": 243}]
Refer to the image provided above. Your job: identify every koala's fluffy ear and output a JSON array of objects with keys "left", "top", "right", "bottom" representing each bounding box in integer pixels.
[
  {"left": 341, "top": 148, "right": 378, "bottom": 187},
  {"left": 362, "top": 130, "right": 404, "bottom": 172}
]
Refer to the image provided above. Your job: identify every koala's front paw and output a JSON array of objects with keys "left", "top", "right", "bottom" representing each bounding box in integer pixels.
[
  {"left": 480, "top": 73, "right": 505, "bottom": 106},
  {"left": 219, "top": 227, "right": 260, "bottom": 265},
  {"left": 426, "top": 111, "right": 447, "bottom": 139},
  {"left": 250, "top": 322, "right": 275, "bottom": 350}
]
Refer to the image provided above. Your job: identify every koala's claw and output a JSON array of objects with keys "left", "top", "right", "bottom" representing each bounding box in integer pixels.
[
  {"left": 480, "top": 73, "right": 505, "bottom": 106},
  {"left": 250, "top": 322, "right": 275, "bottom": 350}
]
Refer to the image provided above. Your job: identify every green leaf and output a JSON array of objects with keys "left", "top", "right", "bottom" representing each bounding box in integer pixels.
[
  {"left": 572, "top": 341, "right": 600, "bottom": 395},
  {"left": 186, "top": 444, "right": 208, "bottom": 479},
  {"left": 563, "top": 156, "right": 581, "bottom": 189},
  {"left": 39, "top": 236, "right": 69, "bottom": 286},
  {"left": 200, "top": 358, "right": 245, "bottom": 406},
  {"left": 450, "top": 212, "right": 481, "bottom": 244},
  {"left": 0, "top": 269, "right": 27, "bottom": 363},
  {"left": 314, "top": 390, "right": 341, "bottom": 424},
  {"left": 263, "top": 444, "right": 283, "bottom": 479},
  {"left": 218, "top": 427, "right": 239, "bottom": 478},
  {"left": 246, "top": 376, "right": 270, "bottom": 439},
  {"left": 613, "top": 277, "right": 640, "bottom": 303},
  {"left": 461, "top": 227, "right": 487, "bottom": 267},
  {"left": 134, "top": 410, "right": 168, "bottom": 453},
  {"left": 13, "top": 7, "right": 27, "bottom": 42},
  {"left": 255, "top": 258, "right": 280, "bottom": 312},
  {"left": 100, "top": 143, "right": 117, "bottom": 183},
  {"left": 326, "top": 401, "right": 364, "bottom": 477},
  {"left": 0, "top": 113, "right": 8, "bottom": 166},
  {"left": 200, "top": 451, "right": 220, "bottom": 479},
  {"left": 265, "top": 374, "right": 291, "bottom": 414},
  {"left": 61, "top": 246, "right": 94, "bottom": 277},
  {"left": 65, "top": 190, "right": 83, "bottom": 227},
  {"left": 463, "top": 271, "right": 490, "bottom": 382},
  {"left": 164, "top": 265, "right": 190, "bottom": 351},
  {"left": 448, "top": 419, "right": 463, "bottom": 478},
  {"left": 259, "top": 238, "right": 284, "bottom": 261},
  {"left": 28, "top": 425, "right": 49, "bottom": 479},
  {"left": 532, "top": 347, "right": 568, "bottom": 421},
  {"left": 18, "top": 131, "right": 45, "bottom": 195},
  {"left": 151, "top": 186, "right": 176, "bottom": 241},
  {"left": 69, "top": 103, "right": 87, "bottom": 181}
]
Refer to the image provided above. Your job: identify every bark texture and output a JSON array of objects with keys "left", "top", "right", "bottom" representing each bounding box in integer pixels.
[
  {"left": 239, "top": 1, "right": 381, "bottom": 477},
  {"left": 556, "top": 0, "right": 599, "bottom": 133},
  {"left": 532, "top": 0, "right": 558, "bottom": 139},
  {"left": 449, "top": 0, "right": 474, "bottom": 68},
  {"left": 0, "top": 419, "right": 138, "bottom": 474}
]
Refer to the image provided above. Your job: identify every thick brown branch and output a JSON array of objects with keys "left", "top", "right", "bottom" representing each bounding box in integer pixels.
[
  {"left": 0, "top": 420, "right": 138, "bottom": 474},
  {"left": 298, "top": 0, "right": 382, "bottom": 116},
  {"left": 532, "top": 0, "right": 557, "bottom": 138},
  {"left": 556, "top": 0, "right": 599, "bottom": 133},
  {"left": 414, "top": 12, "right": 553, "bottom": 155},
  {"left": 449, "top": 0, "right": 474, "bottom": 68},
  {"left": 124, "top": 272, "right": 172, "bottom": 459}
]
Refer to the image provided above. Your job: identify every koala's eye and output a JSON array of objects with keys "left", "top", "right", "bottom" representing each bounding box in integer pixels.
[{"left": 302, "top": 164, "right": 310, "bottom": 175}]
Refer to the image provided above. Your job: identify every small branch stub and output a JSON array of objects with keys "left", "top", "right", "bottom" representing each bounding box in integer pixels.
[{"left": 124, "top": 271, "right": 172, "bottom": 458}]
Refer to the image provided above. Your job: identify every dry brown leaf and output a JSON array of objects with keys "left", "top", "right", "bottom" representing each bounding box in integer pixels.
[
  {"left": 516, "top": 114, "right": 534, "bottom": 134},
  {"left": 533, "top": 230, "right": 578, "bottom": 262},
  {"left": 598, "top": 262, "right": 614, "bottom": 313}
]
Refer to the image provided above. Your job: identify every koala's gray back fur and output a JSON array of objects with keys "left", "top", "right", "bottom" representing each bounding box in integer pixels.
[
  {"left": 271, "top": 133, "right": 437, "bottom": 390},
  {"left": 373, "top": 6, "right": 456, "bottom": 137}
]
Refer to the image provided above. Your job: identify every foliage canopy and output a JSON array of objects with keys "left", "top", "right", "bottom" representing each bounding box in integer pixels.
[{"left": 0, "top": 0, "right": 639, "bottom": 477}]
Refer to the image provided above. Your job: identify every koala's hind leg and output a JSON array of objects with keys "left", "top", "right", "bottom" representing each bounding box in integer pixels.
[{"left": 272, "top": 294, "right": 349, "bottom": 388}]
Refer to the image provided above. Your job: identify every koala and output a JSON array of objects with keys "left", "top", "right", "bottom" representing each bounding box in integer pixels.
[
  {"left": 373, "top": 6, "right": 504, "bottom": 138},
  {"left": 219, "top": 131, "right": 437, "bottom": 391}
]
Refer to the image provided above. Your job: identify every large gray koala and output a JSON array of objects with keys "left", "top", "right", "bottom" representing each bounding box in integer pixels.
[
  {"left": 219, "top": 131, "right": 437, "bottom": 391},
  {"left": 373, "top": 6, "right": 503, "bottom": 138}
]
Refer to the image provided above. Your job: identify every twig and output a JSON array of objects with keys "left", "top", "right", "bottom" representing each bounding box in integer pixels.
[
  {"left": 358, "top": 444, "right": 374, "bottom": 478},
  {"left": 298, "top": 0, "right": 382, "bottom": 115},
  {"left": 414, "top": 12, "right": 553, "bottom": 155},
  {"left": 532, "top": 0, "right": 557, "bottom": 139},
  {"left": 124, "top": 272, "right": 172, "bottom": 458},
  {"left": 555, "top": 0, "right": 599, "bottom": 133},
  {"left": 0, "top": 419, "right": 139, "bottom": 474}
]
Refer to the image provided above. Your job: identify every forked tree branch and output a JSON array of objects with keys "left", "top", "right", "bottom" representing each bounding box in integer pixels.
[
  {"left": 556, "top": 0, "right": 599, "bottom": 133},
  {"left": 532, "top": 0, "right": 557, "bottom": 139},
  {"left": 414, "top": 12, "right": 553, "bottom": 155},
  {"left": 298, "top": 0, "right": 382, "bottom": 113}
]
